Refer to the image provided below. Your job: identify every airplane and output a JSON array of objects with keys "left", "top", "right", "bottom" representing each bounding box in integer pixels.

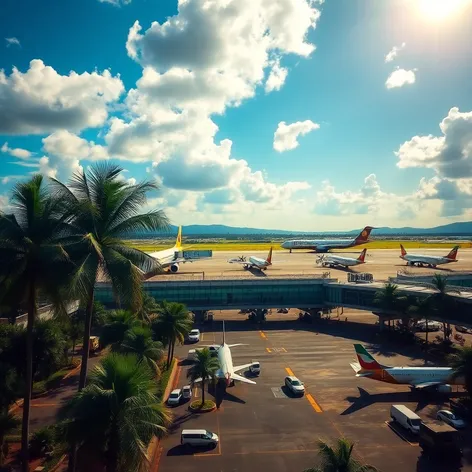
[
  {"left": 350, "top": 344, "right": 464, "bottom": 391},
  {"left": 316, "top": 248, "right": 367, "bottom": 269},
  {"left": 400, "top": 245, "right": 459, "bottom": 268},
  {"left": 198, "top": 321, "right": 256, "bottom": 387},
  {"left": 281, "top": 226, "right": 374, "bottom": 253},
  {"left": 148, "top": 226, "right": 211, "bottom": 273},
  {"left": 228, "top": 247, "right": 273, "bottom": 271}
]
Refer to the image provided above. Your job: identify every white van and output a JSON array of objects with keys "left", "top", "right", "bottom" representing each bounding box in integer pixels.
[
  {"left": 181, "top": 429, "right": 219, "bottom": 447},
  {"left": 390, "top": 405, "right": 422, "bottom": 434}
]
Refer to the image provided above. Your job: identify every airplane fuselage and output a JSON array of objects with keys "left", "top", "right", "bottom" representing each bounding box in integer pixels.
[
  {"left": 401, "top": 254, "right": 457, "bottom": 268},
  {"left": 282, "top": 238, "right": 357, "bottom": 252},
  {"left": 216, "top": 343, "right": 234, "bottom": 385},
  {"left": 366, "top": 366, "right": 460, "bottom": 386},
  {"left": 247, "top": 256, "right": 270, "bottom": 270},
  {"left": 321, "top": 255, "right": 364, "bottom": 268}
]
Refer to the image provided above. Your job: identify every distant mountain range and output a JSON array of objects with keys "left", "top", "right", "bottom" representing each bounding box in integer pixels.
[{"left": 130, "top": 222, "right": 472, "bottom": 237}]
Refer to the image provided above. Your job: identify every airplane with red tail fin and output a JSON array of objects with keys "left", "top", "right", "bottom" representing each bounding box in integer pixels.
[{"left": 400, "top": 245, "right": 459, "bottom": 268}]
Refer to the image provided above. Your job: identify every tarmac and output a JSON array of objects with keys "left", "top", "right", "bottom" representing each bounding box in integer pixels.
[
  {"left": 147, "top": 248, "right": 472, "bottom": 281},
  {"left": 158, "top": 319, "right": 472, "bottom": 472}
]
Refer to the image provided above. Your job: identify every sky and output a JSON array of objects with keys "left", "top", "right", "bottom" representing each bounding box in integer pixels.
[{"left": 1, "top": 0, "right": 472, "bottom": 231}]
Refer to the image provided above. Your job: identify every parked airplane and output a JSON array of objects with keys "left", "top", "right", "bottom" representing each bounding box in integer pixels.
[
  {"left": 228, "top": 247, "right": 273, "bottom": 271},
  {"left": 148, "top": 226, "right": 210, "bottom": 273},
  {"left": 400, "top": 245, "right": 459, "bottom": 268},
  {"left": 281, "top": 226, "right": 374, "bottom": 253},
  {"left": 350, "top": 344, "right": 463, "bottom": 391},
  {"left": 199, "top": 322, "right": 256, "bottom": 387},
  {"left": 316, "top": 249, "right": 367, "bottom": 269}
]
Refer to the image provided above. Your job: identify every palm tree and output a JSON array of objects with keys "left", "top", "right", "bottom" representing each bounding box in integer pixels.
[
  {"left": 408, "top": 296, "right": 432, "bottom": 347},
  {"left": 186, "top": 348, "right": 220, "bottom": 407},
  {"left": 373, "top": 283, "right": 406, "bottom": 314},
  {"left": 100, "top": 310, "right": 140, "bottom": 350},
  {"left": 119, "top": 325, "right": 164, "bottom": 375},
  {"left": 50, "top": 163, "right": 169, "bottom": 391},
  {"left": 0, "top": 175, "right": 74, "bottom": 472},
  {"left": 136, "top": 292, "right": 159, "bottom": 324},
  {"left": 427, "top": 274, "right": 460, "bottom": 342},
  {"left": 152, "top": 301, "right": 192, "bottom": 368},
  {"left": 448, "top": 346, "right": 472, "bottom": 395},
  {"left": 60, "top": 353, "right": 170, "bottom": 472},
  {"left": 0, "top": 412, "right": 21, "bottom": 466},
  {"left": 304, "top": 438, "right": 377, "bottom": 472}
]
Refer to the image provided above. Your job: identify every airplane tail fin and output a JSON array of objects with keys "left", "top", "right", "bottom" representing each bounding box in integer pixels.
[
  {"left": 354, "top": 226, "right": 374, "bottom": 244},
  {"left": 446, "top": 245, "right": 459, "bottom": 260},
  {"left": 266, "top": 247, "right": 273, "bottom": 264},
  {"left": 400, "top": 244, "right": 407, "bottom": 257},
  {"left": 357, "top": 248, "right": 367, "bottom": 263},
  {"left": 354, "top": 344, "right": 383, "bottom": 370},
  {"left": 175, "top": 226, "right": 182, "bottom": 250}
]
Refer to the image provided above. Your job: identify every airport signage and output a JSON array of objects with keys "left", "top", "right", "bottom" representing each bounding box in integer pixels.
[
  {"left": 177, "top": 250, "right": 213, "bottom": 259},
  {"left": 348, "top": 272, "right": 373, "bottom": 283}
]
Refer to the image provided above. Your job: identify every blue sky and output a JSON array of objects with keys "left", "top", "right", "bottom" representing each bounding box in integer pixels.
[{"left": 1, "top": 0, "right": 472, "bottom": 230}]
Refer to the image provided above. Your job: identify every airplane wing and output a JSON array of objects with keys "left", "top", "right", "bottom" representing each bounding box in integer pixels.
[
  {"left": 233, "top": 362, "right": 253, "bottom": 372},
  {"left": 230, "top": 372, "right": 256, "bottom": 384},
  {"left": 410, "top": 381, "right": 443, "bottom": 389}
]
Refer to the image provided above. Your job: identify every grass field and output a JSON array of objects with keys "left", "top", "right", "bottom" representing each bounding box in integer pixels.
[{"left": 127, "top": 240, "right": 472, "bottom": 252}]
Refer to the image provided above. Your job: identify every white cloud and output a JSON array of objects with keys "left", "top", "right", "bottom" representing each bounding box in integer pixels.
[
  {"left": 0, "top": 59, "right": 124, "bottom": 135},
  {"left": 43, "top": 130, "right": 107, "bottom": 161},
  {"left": 265, "top": 58, "right": 288, "bottom": 93},
  {"left": 1, "top": 142, "right": 33, "bottom": 159},
  {"left": 385, "top": 42, "right": 405, "bottom": 63},
  {"left": 1, "top": 175, "right": 23, "bottom": 184},
  {"left": 273, "top": 120, "right": 319, "bottom": 152},
  {"left": 396, "top": 107, "right": 472, "bottom": 178},
  {"left": 5, "top": 37, "right": 20, "bottom": 48},
  {"left": 385, "top": 68, "right": 416, "bottom": 89}
]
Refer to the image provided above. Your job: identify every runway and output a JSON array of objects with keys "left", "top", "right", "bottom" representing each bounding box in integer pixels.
[{"left": 148, "top": 248, "right": 472, "bottom": 282}]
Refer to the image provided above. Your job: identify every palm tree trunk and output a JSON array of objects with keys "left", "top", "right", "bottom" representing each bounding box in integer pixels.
[
  {"left": 78, "top": 290, "right": 95, "bottom": 391},
  {"left": 170, "top": 340, "right": 175, "bottom": 364},
  {"left": 166, "top": 341, "right": 172, "bottom": 369},
  {"left": 21, "top": 281, "right": 36, "bottom": 472},
  {"left": 71, "top": 340, "right": 76, "bottom": 364}
]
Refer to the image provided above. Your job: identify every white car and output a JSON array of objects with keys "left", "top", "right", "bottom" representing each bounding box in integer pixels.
[
  {"left": 187, "top": 329, "right": 201, "bottom": 343},
  {"left": 182, "top": 385, "right": 192, "bottom": 400},
  {"left": 167, "top": 389, "right": 182, "bottom": 405},
  {"left": 284, "top": 376, "right": 305, "bottom": 396},
  {"left": 416, "top": 320, "right": 442, "bottom": 332},
  {"left": 436, "top": 410, "right": 466, "bottom": 429}
]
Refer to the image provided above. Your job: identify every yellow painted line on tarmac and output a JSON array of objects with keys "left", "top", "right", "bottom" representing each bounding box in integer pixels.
[
  {"left": 195, "top": 411, "right": 222, "bottom": 457},
  {"left": 281, "top": 347, "right": 287, "bottom": 352},
  {"left": 259, "top": 331, "right": 267, "bottom": 340},
  {"left": 31, "top": 403, "right": 59, "bottom": 407},
  {"left": 266, "top": 347, "right": 272, "bottom": 353},
  {"left": 285, "top": 367, "right": 295, "bottom": 376},
  {"left": 201, "top": 332, "right": 204, "bottom": 341},
  {"left": 306, "top": 394, "right": 322, "bottom": 413}
]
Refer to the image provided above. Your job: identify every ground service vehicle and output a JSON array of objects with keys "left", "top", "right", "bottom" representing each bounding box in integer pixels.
[
  {"left": 419, "top": 421, "right": 462, "bottom": 461},
  {"left": 181, "top": 429, "right": 219, "bottom": 447},
  {"left": 182, "top": 385, "right": 192, "bottom": 400},
  {"left": 89, "top": 336, "right": 99, "bottom": 354},
  {"left": 390, "top": 405, "right": 421, "bottom": 434}
]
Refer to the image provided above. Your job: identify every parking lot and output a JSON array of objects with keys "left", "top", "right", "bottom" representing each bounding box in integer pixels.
[{"left": 158, "top": 321, "right": 472, "bottom": 472}]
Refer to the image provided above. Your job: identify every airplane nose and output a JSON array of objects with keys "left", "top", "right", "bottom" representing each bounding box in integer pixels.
[{"left": 281, "top": 242, "right": 288, "bottom": 249}]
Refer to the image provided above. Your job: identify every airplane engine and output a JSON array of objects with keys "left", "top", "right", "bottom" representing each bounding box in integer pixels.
[
  {"left": 169, "top": 263, "right": 180, "bottom": 273},
  {"left": 436, "top": 384, "right": 452, "bottom": 394}
]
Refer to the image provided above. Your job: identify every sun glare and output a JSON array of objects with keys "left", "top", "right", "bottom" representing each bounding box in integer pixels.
[{"left": 418, "top": 0, "right": 467, "bottom": 21}]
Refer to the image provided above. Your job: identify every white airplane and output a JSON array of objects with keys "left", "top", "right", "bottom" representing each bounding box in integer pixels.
[
  {"left": 198, "top": 322, "right": 256, "bottom": 387},
  {"left": 316, "top": 249, "right": 367, "bottom": 269},
  {"left": 400, "top": 245, "right": 459, "bottom": 268},
  {"left": 351, "top": 344, "right": 463, "bottom": 391},
  {"left": 148, "top": 226, "right": 211, "bottom": 273},
  {"left": 281, "top": 226, "right": 374, "bottom": 253},
  {"left": 228, "top": 247, "right": 273, "bottom": 271}
]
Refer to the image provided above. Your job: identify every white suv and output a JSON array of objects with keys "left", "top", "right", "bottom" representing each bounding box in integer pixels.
[
  {"left": 284, "top": 376, "right": 305, "bottom": 396},
  {"left": 167, "top": 389, "right": 182, "bottom": 405},
  {"left": 187, "top": 329, "right": 201, "bottom": 343}
]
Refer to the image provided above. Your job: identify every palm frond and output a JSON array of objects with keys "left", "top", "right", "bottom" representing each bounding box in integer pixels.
[{"left": 110, "top": 210, "right": 170, "bottom": 236}]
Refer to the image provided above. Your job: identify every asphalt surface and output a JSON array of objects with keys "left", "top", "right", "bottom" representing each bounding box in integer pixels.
[
  {"left": 147, "top": 248, "right": 472, "bottom": 281},
  {"left": 159, "top": 322, "right": 472, "bottom": 472}
]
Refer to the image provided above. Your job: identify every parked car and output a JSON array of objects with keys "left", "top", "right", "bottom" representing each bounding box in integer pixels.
[
  {"left": 416, "top": 320, "right": 442, "bottom": 332},
  {"left": 167, "top": 389, "right": 182, "bottom": 405},
  {"left": 182, "top": 385, "right": 192, "bottom": 400},
  {"left": 436, "top": 410, "right": 466, "bottom": 429},
  {"left": 284, "top": 376, "right": 305, "bottom": 395},
  {"left": 187, "top": 329, "right": 201, "bottom": 343},
  {"left": 390, "top": 405, "right": 421, "bottom": 434},
  {"left": 181, "top": 429, "right": 219, "bottom": 447},
  {"left": 249, "top": 361, "right": 261, "bottom": 375},
  {"left": 277, "top": 308, "right": 289, "bottom": 313}
]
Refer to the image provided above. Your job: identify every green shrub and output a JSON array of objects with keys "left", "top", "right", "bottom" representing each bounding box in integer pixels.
[{"left": 29, "top": 426, "right": 56, "bottom": 458}]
